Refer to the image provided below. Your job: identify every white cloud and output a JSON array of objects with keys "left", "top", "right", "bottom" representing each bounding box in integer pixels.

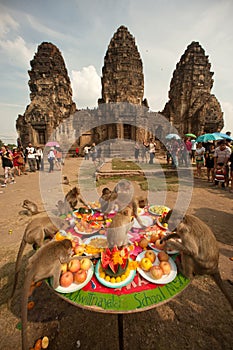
[
  {"left": 71, "top": 65, "right": 101, "bottom": 108},
  {"left": 221, "top": 101, "right": 233, "bottom": 133},
  {"left": 0, "top": 10, "right": 19, "bottom": 38},
  {"left": 0, "top": 35, "right": 34, "bottom": 69}
]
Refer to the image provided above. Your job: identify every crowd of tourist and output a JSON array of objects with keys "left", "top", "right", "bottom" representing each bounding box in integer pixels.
[
  {"left": 1, "top": 134, "right": 233, "bottom": 193},
  {"left": 132, "top": 134, "right": 233, "bottom": 193},
  {"left": 0, "top": 141, "right": 64, "bottom": 188}
]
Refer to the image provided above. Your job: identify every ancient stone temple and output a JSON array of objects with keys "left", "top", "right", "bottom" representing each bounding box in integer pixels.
[
  {"left": 16, "top": 42, "right": 76, "bottom": 146},
  {"left": 75, "top": 25, "right": 153, "bottom": 152},
  {"left": 162, "top": 41, "right": 224, "bottom": 135},
  {"left": 98, "top": 25, "right": 148, "bottom": 107},
  {"left": 16, "top": 30, "right": 224, "bottom": 152}
]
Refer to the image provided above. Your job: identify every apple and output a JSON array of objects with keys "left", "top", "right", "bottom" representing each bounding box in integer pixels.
[
  {"left": 61, "top": 263, "right": 68, "bottom": 274},
  {"left": 150, "top": 265, "right": 163, "bottom": 280},
  {"left": 138, "top": 238, "right": 149, "bottom": 249},
  {"left": 80, "top": 258, "right": 92, "bottom": 271},
  {"left": 60, "top": 271, "right": 73, "bottom": 287},
  {"left": 140, "top": 257, "right": 153, "bottom": 271},
  {"left": 157, "top": 251, "right": 169, "bottom": 262},
  {"left": 68, "top": 259, "right": 81, "bottom": 272},
  {"left": 145, "top": 250, "right": 156, "bottom": 263},
  {"left": 159, "top": 261, "right": 171, "bottom": 275},
  {"left": 155, "top": 239, "right": 166, "bottom": 250},
  {"left": 150, "top": 233, "right": 160, "bottom": 243},
  {"left": 74, "top": 245, "right": 85, "bottom": 256},
  {"left": 74, "top": 269, "right": 87, "bottom": 284}
]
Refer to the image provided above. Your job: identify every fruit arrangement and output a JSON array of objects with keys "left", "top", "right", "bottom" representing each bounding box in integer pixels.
[
  {"left": 59, "top": 257, "right": 92, "bottom": 288},
  {"left": 74, "top": 219, "right": 102, "bottom": 233},
  {"left": 98, "top": 260, "right": 138, "bottom": 284},
  {"left": 149, "top": 205, "right": 170, "bottom": 216},
  {"left": 87, "top": 201, "right": 101, "bottom": 210},
  {"left": 138, "top": 250, "right": 172, "bottom": 280}
]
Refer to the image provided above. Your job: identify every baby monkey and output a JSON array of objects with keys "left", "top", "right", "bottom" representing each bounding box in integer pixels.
[
  {"left": 21, "top": 239, "right": 73, "bottom": 350},
  {"left": 161, "top": 210, "right": 233, "bottom": 309},
  {"left": 56, "top": 186, "right": 90, "bottom": 215}
]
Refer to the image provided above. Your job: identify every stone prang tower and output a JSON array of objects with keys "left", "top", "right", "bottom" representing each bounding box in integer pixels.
[
  {"left": 162, "top": 41, "right": 223, "bottom": 135},
  {"left": 16, "top": 42, "right": 76, "bottom": 147},
  {"left": 98, "top": 25, "right": 148, "bottom": 107}
]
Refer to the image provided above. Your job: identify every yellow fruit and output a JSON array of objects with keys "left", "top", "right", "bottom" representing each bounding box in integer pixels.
[
  {"left": 41, "top": 336, "right": 49, "bottom": 349},
  {"left": 110, "top": 277, "right": 116, "bottom": 283},
  {"left": 100, "top": 272, "right": 106, "bottom": 279},
  {"left": 121, "top": 274, "right": 127, "bottom": 281},
  {"left": 105, "top": 275, "right": 110, "bottom": 282},
  {"left": 116, "top": 276, "right": 121, "bottom": 283},
  {"left": 125, "top": 268, "right": 131, "bottom": 277}
]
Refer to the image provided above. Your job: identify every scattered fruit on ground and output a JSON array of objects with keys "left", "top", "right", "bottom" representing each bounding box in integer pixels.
[
  {"left": 41, "top": 336, "right": 49, "bottom": 349},
  {"left": 27, "top": 301, "right": 35, "bottom": 310}
]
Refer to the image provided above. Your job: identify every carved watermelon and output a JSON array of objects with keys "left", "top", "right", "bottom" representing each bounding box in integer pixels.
[
  {"left": 101, "top": 251, "right": 111, "bottom": 269},
  {"left": 102, "top": 259, "right": 129, "bottom": 277}
]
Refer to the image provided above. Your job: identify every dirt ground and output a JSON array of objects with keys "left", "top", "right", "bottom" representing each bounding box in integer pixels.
[{"left": 0, "top": 156, "right": 232, "bottom": 350}]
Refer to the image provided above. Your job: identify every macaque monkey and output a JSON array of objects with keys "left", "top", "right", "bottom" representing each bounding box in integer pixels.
[
  {"left": 107, "top": 206, "right": 134, "bottom": 247},
  {"left": 21, "top": 239, "right": 73, "bottom": 350},
  {"left": 100, "top": 180, "right": 148, "bottom": 228},
  {"left": 57, "top": 186, "right": 89, "bottom": 215},
  {"left": 99, "top": 187, "right": 117, "bottom": 214},
  {"left": 19, "top": 199, "right": 45, "bottom": 216},
  {"left": 10, "top": 215, "right": 69, "bottom": 299},
  {"left": 62, "top": 175, "right": 70, "bottom": 186},
  {"left": 160, "top": 211, "right": 233, "bottom": 309}
]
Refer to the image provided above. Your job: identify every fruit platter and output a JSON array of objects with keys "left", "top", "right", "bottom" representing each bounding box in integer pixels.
[
  {"left": 55, "top": 257, "right": 94, "bottom": 293},
  {"left": 133, "top": 215, "right": 154, "bottom": 228},
  {"left": 95, "top": 246, "right": 137, "bottom": 288},
  {"left": 136, "top": 250, "right": 177, "bottom": 284},
  {"left": 143, "top": 226, "right": 178, "bottom": 254},
  {"left": 148, "top": 205, "right": 170, "bottom": 216}
]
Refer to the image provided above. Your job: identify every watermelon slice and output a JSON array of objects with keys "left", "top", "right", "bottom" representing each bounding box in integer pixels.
[{"left": 101, "top": 251, "right": 111, "bottom": 269}]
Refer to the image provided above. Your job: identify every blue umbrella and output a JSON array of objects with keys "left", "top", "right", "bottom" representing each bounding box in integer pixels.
[
  {"left": 212, "top": 132, "right": 233, "bottom": 141},
  {"left": 165, "top": 133, "right": 181, "bottom": 140},
  {"left": 195, "top": 133, "right": 223, "bottom": 143}
]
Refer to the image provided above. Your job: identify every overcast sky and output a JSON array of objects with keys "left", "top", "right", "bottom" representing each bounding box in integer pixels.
[{"left": 0, "top": 0, "right": 232, "bottom": 143}]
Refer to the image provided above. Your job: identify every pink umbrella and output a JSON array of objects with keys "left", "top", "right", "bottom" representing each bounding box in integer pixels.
[{"left": 45, "top": 141, "right": 60, "bottom": 147}]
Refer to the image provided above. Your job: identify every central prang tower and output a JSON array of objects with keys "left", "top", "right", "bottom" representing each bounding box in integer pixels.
[{"left": 99, "top": 25, "right": 148, "bottom": 107}]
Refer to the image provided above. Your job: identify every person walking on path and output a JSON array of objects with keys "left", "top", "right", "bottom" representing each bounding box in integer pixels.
[
  {"left": 195, "top": 142, "right": 205, "bottom": 178},
  {"left": 149, "top": 138, "right": 156, "bottom": 164},
  {"left": 1, "top": 146, "right": 15, "bottom": 187},
  {"left": 47, "top": 147, "right": 56, "bottom": 173},
  {"left": 84, "top": 145, "right": 90, "bottom": 160}
]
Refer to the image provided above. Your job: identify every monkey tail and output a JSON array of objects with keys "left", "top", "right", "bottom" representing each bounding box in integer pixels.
[
  {"left": 212, "top": 271, "right": 233, "bottom": 309},
  {"left": 21, "top": 269, "right": 32, "bottom": 350},
  {"left": 10, "top": 238, "right": 27, "bottom": 299}
]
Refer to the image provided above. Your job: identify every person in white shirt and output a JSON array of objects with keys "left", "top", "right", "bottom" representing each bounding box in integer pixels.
[
  {"left": 47, "top": 147, "right": 56, "bottom": 173},
  {"left": 26, "top": 142, "right": 36, "bottom": 172},
  {"left": 195, "top": 142, "right": 205, "bottom": 178}
]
